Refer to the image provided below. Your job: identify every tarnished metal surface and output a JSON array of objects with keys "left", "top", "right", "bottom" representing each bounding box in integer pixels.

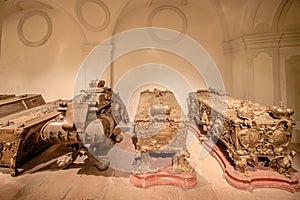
[
  {"left": 133, "top": 89, "right": 194, "bottom": 174},
  {"left": 0, "top": 98, "right": 61, "bottom": 176},
  {"left": 188, "top": 89, "right": 296, "bottom": 176},
  {"left": 40, "top": 80, "right": 129, "bottom": 171},
  {"left": 0, "top": 94, "right": 46, "bottom": 118}
]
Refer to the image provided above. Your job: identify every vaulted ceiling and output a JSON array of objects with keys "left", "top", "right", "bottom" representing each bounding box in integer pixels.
[{"left": 3, "top": 0, "right": 300, "bottom": 41}]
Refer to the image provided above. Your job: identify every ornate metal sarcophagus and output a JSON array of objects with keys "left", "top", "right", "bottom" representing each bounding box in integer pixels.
[
  {"left": 188, "top": 89, "right": 296, "bottom": 175},
  {"left": 40, "top": 80, "right": 129, "bottom": 171},
  {"left": 132, "top": 89, "right": 194, "bottom": 175},
  {"left": 0, "top": 96, "right": 61, "bottom": 176}
]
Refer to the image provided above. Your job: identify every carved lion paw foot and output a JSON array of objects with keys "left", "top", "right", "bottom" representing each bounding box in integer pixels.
[{"left": 57, "top": 155, "right": 73, "bottom": 169}]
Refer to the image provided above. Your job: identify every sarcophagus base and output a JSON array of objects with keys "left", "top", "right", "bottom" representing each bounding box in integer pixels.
[
  {"left": 130, "top": 164, "right": 197, "bottom": 189},
  {"left": 202, "top": 140, "right": 300, "bottom": 192}
]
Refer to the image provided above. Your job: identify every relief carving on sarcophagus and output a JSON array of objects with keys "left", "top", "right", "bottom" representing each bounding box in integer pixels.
[
  {"left": 0, "top": 94, "right": 61, "bottom": 176},
  {"left": 131, "top": 89, "right": 197, "bottom": 189},
  {"left": 187, "top": 89, "right": 300, "bottom": 192}
]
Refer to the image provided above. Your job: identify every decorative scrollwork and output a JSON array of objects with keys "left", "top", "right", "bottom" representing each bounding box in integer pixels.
[{"left": 188, "top": 89, "right": 296, "bottom": 176}]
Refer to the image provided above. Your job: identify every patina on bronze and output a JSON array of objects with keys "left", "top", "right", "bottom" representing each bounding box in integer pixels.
[
  {"left": 188, "top": 89, "right": 296, "bottom": 176},
  {"left": 0, "top": 95, "right": 60, "bottom": 176},
  {"left": 0, "top": 94, "right": 46, "bottom": 118},
  {"left": 131, "top": 89, "right": 196, "bottom": 188},
  {"left": 40, "top": 80, "right": 129, "bottom": 171}
]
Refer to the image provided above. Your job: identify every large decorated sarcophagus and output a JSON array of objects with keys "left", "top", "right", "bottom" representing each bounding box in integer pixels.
[
  {"left": 0, "top": 95, "right": 61, "bottom": 176},
  {"left": 131, "top": 89, "right": 196, "bottom": 189},
  {"left": 188, "top": 89, "right": 296, "bottom": 175}
]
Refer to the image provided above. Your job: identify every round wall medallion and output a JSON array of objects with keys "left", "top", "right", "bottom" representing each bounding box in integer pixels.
[
  {"left": 76, "top": 0, "right": 110, "bottom": 32},
  {"left": 18, "top": 10, "right": 52, "bottom": 47},
  {"left": 147, "top": 5, "right": 188, "bottom": 44}
]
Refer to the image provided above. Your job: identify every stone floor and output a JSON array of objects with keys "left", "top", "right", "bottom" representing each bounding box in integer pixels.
[{"left": 1, "top": 139, "right": 300, "bottom": 200}]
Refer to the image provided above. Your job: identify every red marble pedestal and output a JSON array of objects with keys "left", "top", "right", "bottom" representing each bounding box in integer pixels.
[
  {"left": 202, "top": 140, "right": 300, "bottom": 192},
  {"left": 130, "top": 165, "right": 197, "bottom": 189}
]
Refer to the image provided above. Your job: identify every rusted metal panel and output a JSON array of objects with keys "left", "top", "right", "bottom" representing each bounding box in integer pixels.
[{"left": 0, "top": 94, "right": 46, "bottom": 118}]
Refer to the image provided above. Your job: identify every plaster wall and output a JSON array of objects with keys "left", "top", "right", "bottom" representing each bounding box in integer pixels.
[
  {"left": 1, "top": 0, "right": 300, "bottom": 144},
  {"left": 0, "top": 7, "right": 84, "bottom": 101}
]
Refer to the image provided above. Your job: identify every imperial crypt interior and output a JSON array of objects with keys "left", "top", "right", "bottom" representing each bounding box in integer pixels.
[{"left": 0, "top": 0, "right": 300, "bottom": 199}]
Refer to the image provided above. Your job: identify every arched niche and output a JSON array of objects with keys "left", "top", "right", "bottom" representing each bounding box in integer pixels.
[
  {"left": 253, "top": 0, "right": 282, "bottom": 33},
  {"left": 237, "top": 0, "right": 300, "bottom": 35}
]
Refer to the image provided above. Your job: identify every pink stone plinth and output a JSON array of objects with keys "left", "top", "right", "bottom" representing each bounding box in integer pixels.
[
  {"left": 130, "top": 165, "right": 197, "bottom": 189},
  {"left": 202, "top": 140, "right": 300, "bottom": 192}
]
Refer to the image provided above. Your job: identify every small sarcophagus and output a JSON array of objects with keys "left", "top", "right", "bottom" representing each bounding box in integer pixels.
[
  {"left": 188, "top": 89, "right": 296, "bottom": 175},
  {"left": 132, "top": 89, "right": 194, "bottom": 175},
  {"left": 0, "top": 96, "right": 61, "bottom": 176}
]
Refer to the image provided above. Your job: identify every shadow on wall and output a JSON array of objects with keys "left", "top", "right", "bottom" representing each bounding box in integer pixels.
[{"left": 286, "top": 55, "right": 300, "bottom": 144}]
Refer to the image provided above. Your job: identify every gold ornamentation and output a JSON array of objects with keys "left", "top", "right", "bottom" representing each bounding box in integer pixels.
[
  {"left": 188, "top": 89, "right": 296, "bottom": 176},
  {"left": 133, "top": 89, "right": 194, "bottom": 175}
]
